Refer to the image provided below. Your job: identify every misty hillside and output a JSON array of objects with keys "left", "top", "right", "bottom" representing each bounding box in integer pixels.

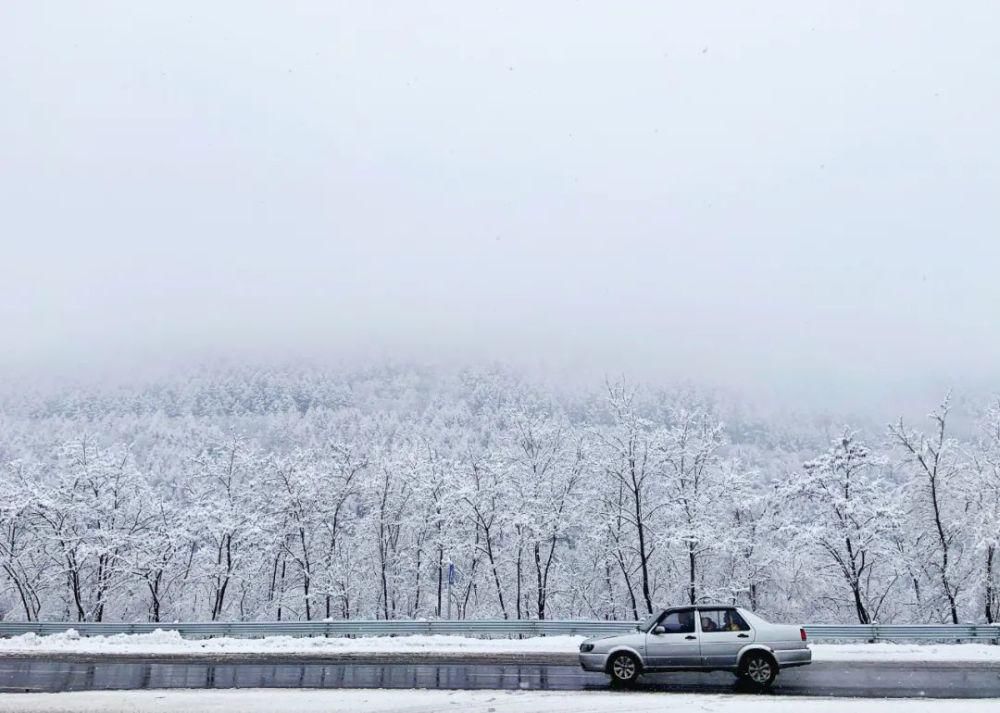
[{"left": 1, "top": 364, "right": 997, "bottom": 626}]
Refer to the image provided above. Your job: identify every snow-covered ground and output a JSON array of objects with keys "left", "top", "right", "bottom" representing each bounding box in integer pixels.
[
  {"left": 809, "top": 642, "right": 1000, "bottom": 663},
  {"left": 2, "top": 630, "right": 1000, "bottom": 663},
  {"left": 0, "top": 630, "right": 582, "bottom": 656},
  {"left": 0, "top": 689, "right": 997, "bottom": 713}
]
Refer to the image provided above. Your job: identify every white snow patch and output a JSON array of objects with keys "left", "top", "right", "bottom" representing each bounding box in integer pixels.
[
  {"left": 0, "top": 630, "right": 582, "bottom": 655},
  {"left": 0, "top": 689, "right": 995, "bottom": 713},
  {"left": 810, "top": 642, "right": 1000, "bottom": 663}
]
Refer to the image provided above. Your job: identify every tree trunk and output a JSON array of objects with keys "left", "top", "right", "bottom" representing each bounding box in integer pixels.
[
  {"left": 986, "top": 545, "right": 996, "bottom": 624},
  {"left": 688, "top": 542, "right": 696, "bottom": 604},
  {"left": 436, "top": 546, "right": 443, "bottom": 617}
]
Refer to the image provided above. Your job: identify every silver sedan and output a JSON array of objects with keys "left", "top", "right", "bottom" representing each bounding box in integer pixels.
[{"left": 579, "top": 605, "right": 811, "bottom": 687}]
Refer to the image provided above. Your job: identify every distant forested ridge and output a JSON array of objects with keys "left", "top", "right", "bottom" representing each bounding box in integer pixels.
[{"left": 1, "top": 365, "right": 997, "bottom": 625}]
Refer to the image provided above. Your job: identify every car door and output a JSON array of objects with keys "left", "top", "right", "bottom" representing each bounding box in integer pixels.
[
  {"left": 696, "top": 608, "right": 754, "bottom": 668},
  {"left": 644, "top": 610, "right": 702, "bottom": 669}
]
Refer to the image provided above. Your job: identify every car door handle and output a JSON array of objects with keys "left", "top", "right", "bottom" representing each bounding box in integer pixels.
[
  {"left": 737, "top": 633, "right": 749, "bottom": 638},
  {"left": 685, "top": 635, "right": 697, "bottom": 640}
]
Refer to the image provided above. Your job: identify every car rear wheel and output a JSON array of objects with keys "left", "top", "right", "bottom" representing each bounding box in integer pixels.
[
  {"left": 608, "top": 651, "right": 640, "bottom": 685},
  {"left": 739, "top": 651, "right": 777, "bottom": 688}
]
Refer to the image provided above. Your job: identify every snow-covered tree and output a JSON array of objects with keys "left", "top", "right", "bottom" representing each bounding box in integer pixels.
[
  {"left": 971, "top": 401, "right": 1000, "bottom": 622},
  {"left": 889, "top": 397, "right": 972, "bottom": 624},
  {"left": 788, "top": 431, "right": 902, "bottom": 623}
]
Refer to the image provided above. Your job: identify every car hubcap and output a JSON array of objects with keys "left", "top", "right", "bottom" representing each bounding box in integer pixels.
[
  {"left": 747, "top": 658, "right": 771, "bottom": 683},
  {"left": 613, "top": 656, "right": 636, "bottom": 680}
]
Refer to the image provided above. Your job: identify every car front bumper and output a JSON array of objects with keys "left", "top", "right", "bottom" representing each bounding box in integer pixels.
[{"left": 579, "top": 652, "right": 610, "bottom": 672}]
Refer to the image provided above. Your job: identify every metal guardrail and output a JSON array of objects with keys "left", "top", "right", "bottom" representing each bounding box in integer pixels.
[
  {"left": 804, "top": 624, "right": 1000, "bottom": 641},
  {"left": 0, "top": 620, "right": 998, "bottom": 641}
]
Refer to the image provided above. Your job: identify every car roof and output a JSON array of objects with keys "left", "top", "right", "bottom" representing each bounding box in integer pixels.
[{"left": 663, "top": 604, "right": 739, "bottom": 612}]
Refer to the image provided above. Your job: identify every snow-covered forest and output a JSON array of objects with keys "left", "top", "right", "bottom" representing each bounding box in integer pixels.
[{"left": 1, "top": 365, "right": 998, "bottom": 626}]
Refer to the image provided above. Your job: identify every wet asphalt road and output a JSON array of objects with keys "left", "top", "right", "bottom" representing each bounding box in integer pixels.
[{"left": 1, "top": 658, "right": 999, "bottom": 698}]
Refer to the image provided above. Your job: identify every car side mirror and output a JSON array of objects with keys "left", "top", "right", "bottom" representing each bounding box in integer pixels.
[{"left": 652, "top": 625, "right": 666, "bottom": 635}]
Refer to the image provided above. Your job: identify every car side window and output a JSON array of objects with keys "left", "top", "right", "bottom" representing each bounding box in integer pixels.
[
  {"left": 698, "top": 608, "right": 750, "bottom": 632},
  {"left": 657, "top": 610, "right": 695, "bottom": 634}
]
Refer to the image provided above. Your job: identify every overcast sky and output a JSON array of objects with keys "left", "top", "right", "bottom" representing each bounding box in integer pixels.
[{"left": 2, "top": 2, "right": 998, "bottom": 407}]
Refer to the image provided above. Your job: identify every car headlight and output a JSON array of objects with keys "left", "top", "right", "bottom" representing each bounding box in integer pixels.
[{"left": 580, "top": 643, "right": 595, "bottom": 652}]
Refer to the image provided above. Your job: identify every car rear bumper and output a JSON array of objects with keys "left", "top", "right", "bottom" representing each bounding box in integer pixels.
[
  {"left": 579, "top": 652, "right": 610, "bottom": 672},
  {"left": 775, "top": 647, "right": 812, "bottom": 668}
]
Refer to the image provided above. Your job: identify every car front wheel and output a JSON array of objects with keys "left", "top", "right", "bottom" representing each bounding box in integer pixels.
[
  {"left": 739, "top": 652, "right": 777, "bottom": 688},
  {"left": 608, "top": 651, "right": 640, "bottom": 685}
]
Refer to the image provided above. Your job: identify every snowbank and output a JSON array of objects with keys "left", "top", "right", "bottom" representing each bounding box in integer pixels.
[
  {"left": 0, "top": 689, "right": 996, "bottom": 713},
  {"left": 811, "top": 642, "right": 1000, "bottom": 663},
  {"left": 0, "top": 630, "right": 582, "bottom": 656},
  {"left": 2, "top": 630, "right": 999, "bottom": 663}
]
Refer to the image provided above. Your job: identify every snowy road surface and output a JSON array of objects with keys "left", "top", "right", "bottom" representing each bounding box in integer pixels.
[
  {"left": 0, "top": 689, "right": 999, "bottom": 713},
  {"left": 2, "top": 659, "right": 999, "bottom": 698}
]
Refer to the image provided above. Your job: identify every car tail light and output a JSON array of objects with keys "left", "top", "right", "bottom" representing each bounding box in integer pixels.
[{"left": 800, "top": 628, "right": 807, "bottom": 641}]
